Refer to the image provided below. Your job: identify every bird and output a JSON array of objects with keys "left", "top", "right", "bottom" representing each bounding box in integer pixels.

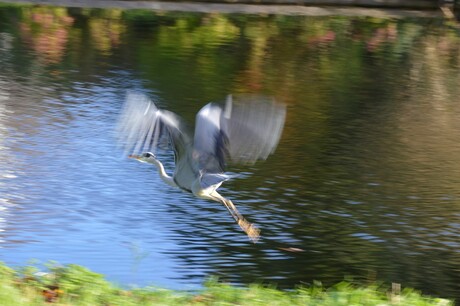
[{"left": 116, "top": 93, "right": 286, "bottom": 242}]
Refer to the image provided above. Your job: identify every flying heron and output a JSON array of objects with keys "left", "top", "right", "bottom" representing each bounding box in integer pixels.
[{"left": 117, "top": 93, "right": 286, "bottom": 242}]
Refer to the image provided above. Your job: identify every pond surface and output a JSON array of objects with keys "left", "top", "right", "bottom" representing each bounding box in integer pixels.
[{"left": 1, "top": 3, "right": 460, "bottom": 299}]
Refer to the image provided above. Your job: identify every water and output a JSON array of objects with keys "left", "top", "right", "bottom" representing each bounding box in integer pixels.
[{"left": 1, "top": 4, "right": 460, "bottom": 299}]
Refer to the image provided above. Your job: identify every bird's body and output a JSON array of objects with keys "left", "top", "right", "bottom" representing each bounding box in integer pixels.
[{"left": 117, "top": 93, "right": 286, "bottom": 242}]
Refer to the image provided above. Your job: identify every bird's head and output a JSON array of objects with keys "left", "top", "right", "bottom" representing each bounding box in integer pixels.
[{"left": 128, "top": 152, "right": 159, "bottom": 165}]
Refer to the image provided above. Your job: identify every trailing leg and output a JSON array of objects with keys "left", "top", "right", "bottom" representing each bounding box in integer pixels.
[{"left": 211, "top": 192, "right": 260, "bottom": 243}]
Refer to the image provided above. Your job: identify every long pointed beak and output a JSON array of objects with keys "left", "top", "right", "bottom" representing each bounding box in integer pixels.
[{"left": 128, "top": 155, "right": 141, "bottom": 160}]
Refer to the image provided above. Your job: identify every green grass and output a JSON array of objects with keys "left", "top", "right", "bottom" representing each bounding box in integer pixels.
[{"left": 0, "top": 261, "right": 453, "bottom": 306}]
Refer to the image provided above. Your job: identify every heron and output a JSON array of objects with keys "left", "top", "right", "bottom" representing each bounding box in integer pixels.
[{"left": 117, "top": 93, "right": 286, "bottom": 242}]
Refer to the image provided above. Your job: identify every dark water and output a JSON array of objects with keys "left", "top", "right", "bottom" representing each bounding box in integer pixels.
[{"left": 1, "top": 4, "right": 460, "bottom": 299}]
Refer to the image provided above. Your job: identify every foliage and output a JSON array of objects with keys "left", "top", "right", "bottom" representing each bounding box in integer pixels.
[{"left": 0, "top": 262, "right": 453, "bottom": 306}]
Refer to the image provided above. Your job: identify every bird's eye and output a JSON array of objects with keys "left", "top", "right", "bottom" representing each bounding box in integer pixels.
[{"left": 144, "top": 152, "right": 153, "bottom": 158}]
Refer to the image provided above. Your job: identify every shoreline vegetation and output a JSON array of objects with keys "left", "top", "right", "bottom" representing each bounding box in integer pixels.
[
  {"left": 0, "top": 0, "right": 445, "bottom": 18},
  {"left": 0, "top": 0, "right": 443, "bottom": 8},
  {"left": 0, "top": 262, "right": 453, "bottom": 305}
]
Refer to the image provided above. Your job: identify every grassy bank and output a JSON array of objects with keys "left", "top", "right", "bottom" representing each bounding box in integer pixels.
[{"left": 0, "top": 262, "right": 453, "bottom": 305}]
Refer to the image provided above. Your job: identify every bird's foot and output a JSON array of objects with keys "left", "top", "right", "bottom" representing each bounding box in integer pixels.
[{"left": 238, "top": 219, "right": 260, "bottom": 243}]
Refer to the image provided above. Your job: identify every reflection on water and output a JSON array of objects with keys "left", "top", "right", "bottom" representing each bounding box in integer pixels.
[{"left": 1, "top": 4, "right": 460, "bottom": 299}]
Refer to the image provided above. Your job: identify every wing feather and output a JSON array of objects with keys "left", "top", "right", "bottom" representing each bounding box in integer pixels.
[
  {"left": 116, "top": 92, "right": 192, "bottom": 161},
  {"left": 193, "top": 94, "right": 286, "bottom": 174},
  {"left": 223, "top": 95, "right": 286, "bottom": 164}
]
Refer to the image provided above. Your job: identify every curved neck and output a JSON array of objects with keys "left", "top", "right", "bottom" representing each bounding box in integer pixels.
[{"left": 149, "top": 159, "right": 177, "bottom": 188}]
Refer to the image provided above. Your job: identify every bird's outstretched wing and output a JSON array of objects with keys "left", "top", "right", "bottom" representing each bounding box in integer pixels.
[
  {"left": 116, "top": 92, "right": 192, "bottom": 161},
  {"left": 193, "top": 95, "right": 286, "bottom": 174}
]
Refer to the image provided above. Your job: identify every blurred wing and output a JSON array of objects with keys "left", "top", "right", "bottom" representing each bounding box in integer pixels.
[
  {"left": 193, "top": 102, "right": 227, "bottom": 173},
  {"left": 193, "top": 94, "right": 286, "bottom": 173},
  {"left": 222, "top": 94, "right": 286, "bottom": 164},
  {"left": 116, "top": 92, "right": 192, "bottom": 161}
]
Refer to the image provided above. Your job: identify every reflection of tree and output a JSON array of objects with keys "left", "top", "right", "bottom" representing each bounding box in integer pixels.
[
  {"left": 155, "top": 14, "right": 240, "bottom": 53},
  {"left": 88, "top": 9, "right": 125, "bottom": 55},
  {"left": 391, "top": 30, "right": 460, "bottom": 188},
  {"left": 235, "top": 20, "right": 279, "bottom": 92},
  {"left": 366, "top": 22, "right": 397, "bottom": 51},
  {"left": 19, "top": 7, "right": 73, "bottom": 64}
]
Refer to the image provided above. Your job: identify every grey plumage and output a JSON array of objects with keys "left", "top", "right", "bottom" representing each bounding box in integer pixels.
[{"left": 117, "top": 92, "right": 286, "bottom": 242}]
